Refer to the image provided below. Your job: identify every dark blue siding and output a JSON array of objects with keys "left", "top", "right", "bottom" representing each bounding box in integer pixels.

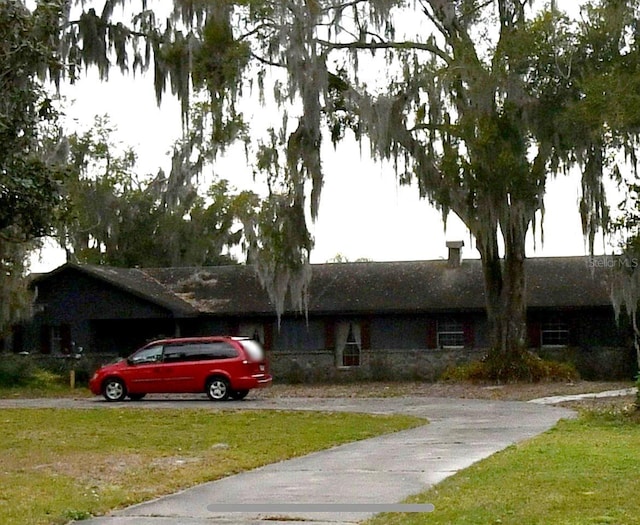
[
  {"left": 273, "top": 319, "right": 325, "bottom": 351},
  {"left": 370, "top": 317, "right": 426, "bottom": 349}
]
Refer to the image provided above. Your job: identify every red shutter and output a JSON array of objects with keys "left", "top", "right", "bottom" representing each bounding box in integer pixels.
[
  {"left": 40, "top": 325, "right": 51, "bottom": 354},
  {"left": 463, "top": 319, "right": 475, "bottom": 348},
  {"left": 263, "top": 322, "right": 274, "bottom": 352},
  {"left": 528, "top": 321, "right": 541, "bottom": 349},
  {"left": 360, "top": 320, "right": 371, "bottom": 350},
  {"left": 324, "top": 320, "right": 336, "bottom": 350},
  {"left": 426, "top": 319, "right": 437, "bottom": 349}
]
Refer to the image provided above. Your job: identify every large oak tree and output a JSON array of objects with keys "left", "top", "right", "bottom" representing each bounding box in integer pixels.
[{"left": 49, "top": 0, "right": 640, "bottom": 377}]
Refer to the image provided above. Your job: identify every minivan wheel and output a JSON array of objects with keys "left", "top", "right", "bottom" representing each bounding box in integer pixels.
[
  {"left": 128, "top": 393, "right": 146, "bottom": 401},
  {"left": 103, "top": 378, "right": 127, "bottom": 402},
  {"left": 230, "top": 389, "right": 249, "bottom": 400},
  {"left": 206, "top": 377, "right": 230, "bottom": 401}
]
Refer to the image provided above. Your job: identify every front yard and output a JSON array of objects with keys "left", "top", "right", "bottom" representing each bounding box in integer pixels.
[
  {"left": 2, "top": 380, "right": 638, "bottom": 524},
  {"left": 369, "top": 410, "right": 640, "bottom": 525},
  {"left": 0, "top": 408, "right": 422, "bottom": 525}
]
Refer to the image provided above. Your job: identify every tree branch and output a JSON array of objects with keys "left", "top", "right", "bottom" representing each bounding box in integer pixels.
[{"left": 317, "top": 39, "right": 451, "bottom": 64}]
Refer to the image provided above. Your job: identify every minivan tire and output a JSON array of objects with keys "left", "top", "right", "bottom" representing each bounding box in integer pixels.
[
  {"left": 230, "top": 389, "right": 249, "bottom": 400},
  {"left": 103, "top": 378, "right": 127, "bottom": 402},
  {"left": 206, "top": 377, "right": 230, "bottom": 401},
  {"left": 128, "top": 393, "right": 146, "bottom": 401}
]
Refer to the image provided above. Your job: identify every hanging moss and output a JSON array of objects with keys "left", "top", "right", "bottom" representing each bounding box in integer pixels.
[
  {"left": 77, "top": 8, "right": 110, "bottom": 78},
  {"left": 240, "top": 191, "right": 314, "bottom": 322},
  {"left": 55, "top": 0, "right": 640, "bottom": 359},
  {"left": 191, "top": 8, "right": 249, "bottom": 97}
]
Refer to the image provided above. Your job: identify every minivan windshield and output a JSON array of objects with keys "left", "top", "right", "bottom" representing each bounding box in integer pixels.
[{"left": 238, "top": 339, "right": 264, "bottom": 361}]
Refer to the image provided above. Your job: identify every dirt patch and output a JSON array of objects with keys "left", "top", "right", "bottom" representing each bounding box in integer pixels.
[
  {"left": 29, "top": 452, "right": 147, "bottom": 490},
  {"left": 254, "top": 380, "right": 636, "bottom": 403}
]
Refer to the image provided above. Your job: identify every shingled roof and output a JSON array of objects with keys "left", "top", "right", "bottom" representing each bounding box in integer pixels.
[
  {"left": 32, "top": 262, "right": 199, "bottom": 316},
  {"left": 34, "top": 256, "right": 613, "bottom": 317}
]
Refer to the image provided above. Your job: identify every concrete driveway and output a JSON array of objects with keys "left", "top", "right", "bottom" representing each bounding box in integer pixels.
[{"left": 8, "top": 395, "right": 570, "bottom": 525}]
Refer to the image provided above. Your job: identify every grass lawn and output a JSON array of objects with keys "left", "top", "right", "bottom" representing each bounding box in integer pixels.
[
  {"left": 0, "top": 385, "right": 93, "bottom": 399},
  {"left": 368, "top": 410, "right": 640, "bottom": 525},
  {"left": 2, "top": 381, "right": 638, "bottom": 524},
  {"left": 0, "top": 408, "right": 423, "bottom": 525}
]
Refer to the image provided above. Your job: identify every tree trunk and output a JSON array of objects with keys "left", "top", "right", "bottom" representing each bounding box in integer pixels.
[{"left": 475, "top": 206, "right": 530, "bottom": 381}]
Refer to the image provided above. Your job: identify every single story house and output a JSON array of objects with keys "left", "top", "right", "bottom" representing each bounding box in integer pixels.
[{"left": 7, "top": 243, "right": 636, "bottom": 380}]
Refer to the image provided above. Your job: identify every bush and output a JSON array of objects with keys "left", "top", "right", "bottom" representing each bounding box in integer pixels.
[
  {"left": 28, "top": 369, "right": 66, "bottom": 388},
  {"left": 30, "top": 355, "right": 99, "bottom": 386},
  {"left": 0, "top": 355, "right": 39, "bottom": 387},
  {"left": 0, "top": 354, "right": 105, "bottom": 389},
  {"left": 440, "top": 351, "right": 580, "bottom": 383},
  {"left": 439, "top": 360, "right": 489, "bottom": 383}
]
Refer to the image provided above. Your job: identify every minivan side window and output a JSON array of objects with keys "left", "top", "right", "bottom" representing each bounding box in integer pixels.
[
  {"left": 164, "top": 342, "right": 238, "bottom": 362},
  {"left": 163, "top": 345, "right": 190, "bottom": 363},
  {"left": 208, "top": 342, "right": 239, "bottom": 359},
  {"left": 130, "top": 345, "right": 163, "bottom": 364}
]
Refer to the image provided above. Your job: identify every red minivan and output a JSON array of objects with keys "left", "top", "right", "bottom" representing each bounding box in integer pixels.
[{"left": 89, "top": 336, "right": 272, "bottom": 401}]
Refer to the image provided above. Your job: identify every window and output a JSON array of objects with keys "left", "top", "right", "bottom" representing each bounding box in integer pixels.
[
  {"left": 130, "top": 345, "right": 163, "bottom": 364},
  {"left": 208, "top": 342, "right": 239, "bottom": 359},
  {"left": 164, "top": 342, "right": 238, "bottom": 362},
  {"left": 541, "top": 321, "right": 570, "bottom": 347},
  {"left": 437, "top": 320, "right": 465, "bottom": 348},
  {"left": 336, "top": 322, "right": 361, "bottom": 367},
  {"left": 163, "top": 345, "right": 190, "bottom": 363}
]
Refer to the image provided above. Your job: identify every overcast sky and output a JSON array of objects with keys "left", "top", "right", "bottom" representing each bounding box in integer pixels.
[{"left": 30, "top": 0, "right": 610, "bottom": 272}]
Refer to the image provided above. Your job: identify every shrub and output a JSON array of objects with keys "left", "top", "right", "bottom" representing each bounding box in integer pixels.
[
  {"left": 439, "top": 360, "right": 489, "bottom": 383},
  {"left": 27, "top": 368, "right": 66, "bottom": 388},
  {"left": 440, "top": 352, "right": 580, "bottom": 383},
  {"left": 0, "top": 354, "right": 103, "bottom": 389},
  {"left": 31, "top": 355, "right": 99, "bottom": 386},
  {"left": 0, "top": 355, "right": 39, "bottom": 387}
]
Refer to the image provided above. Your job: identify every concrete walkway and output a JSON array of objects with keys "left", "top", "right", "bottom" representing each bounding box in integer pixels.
[
  {"left": 47, "top": 396, "right": 575, "bottom": 525},
  {"left": 528, "top": 386, "right": 637, "bottom": 405}
]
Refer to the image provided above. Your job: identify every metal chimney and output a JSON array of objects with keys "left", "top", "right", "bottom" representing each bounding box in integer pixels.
[{"left": 446, "top": 241, "right": 464, "bottom": 267}]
